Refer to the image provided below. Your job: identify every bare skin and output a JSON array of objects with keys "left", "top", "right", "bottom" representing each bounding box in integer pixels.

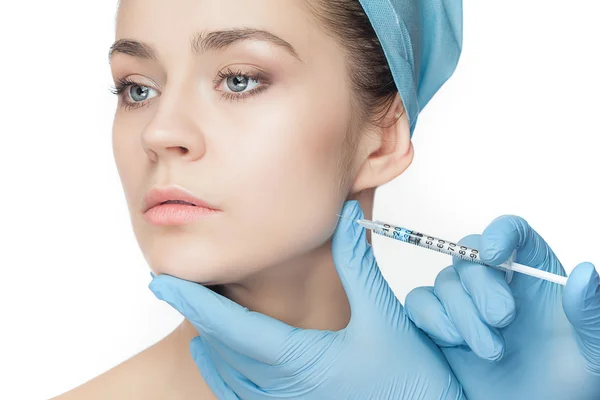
[
  {"left": 54, "top": 321, "right": 215, "bottom": 400},
  {"left": 54, "top": 0, "right": 413, "bottom": 398}
]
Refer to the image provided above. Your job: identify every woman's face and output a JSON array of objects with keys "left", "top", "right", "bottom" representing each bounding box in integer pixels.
[{"left": 111, "top": 0, "right": 360, "bottom": 284}]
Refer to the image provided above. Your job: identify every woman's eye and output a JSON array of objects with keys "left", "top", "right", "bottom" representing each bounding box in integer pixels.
[
  {"left": 215, "top": 68, "right": 269, "bottom": 102},
  {"left": 128, "top": 84, "right": 157, "bottom": 103},
  {"left": 220, "top": 74, "right": 261, "bottom": 94},
  {"left": 109, "top": 78, "right": 159, "bottom": 111}
]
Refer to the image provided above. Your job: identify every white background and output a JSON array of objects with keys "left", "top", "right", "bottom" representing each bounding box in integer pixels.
[{"left": 1, "top": 1, "right": 599, "bottom": 399}]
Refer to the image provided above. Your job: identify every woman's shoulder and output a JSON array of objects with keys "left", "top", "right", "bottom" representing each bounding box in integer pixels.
[{"left": 52, "top": 322, "right": 217, "bottom": 400}]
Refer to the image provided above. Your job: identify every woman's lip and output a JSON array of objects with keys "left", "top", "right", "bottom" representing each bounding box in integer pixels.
[
  {"left": 143, "top": 203, "right": 220, "bottom": 226},
  {"left": 143, "top": 185, "right": 220, "bottom": 213}
]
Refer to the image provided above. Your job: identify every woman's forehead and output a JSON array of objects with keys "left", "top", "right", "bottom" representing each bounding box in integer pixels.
[
  {"left": 112, "top": 0, "right": 338, "bottom": 68},
  {"left": 116, "top": 0, "right": 315, "bottom": 30}
]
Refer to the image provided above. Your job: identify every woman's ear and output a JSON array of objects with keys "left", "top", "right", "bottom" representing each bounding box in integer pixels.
[{"left": 350, "top": 94, "right": 414, "bottom": 193}]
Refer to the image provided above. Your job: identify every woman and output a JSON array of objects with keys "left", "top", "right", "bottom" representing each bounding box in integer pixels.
[{"left": 56, "top": 0, "right": 463, "bottom": 398}]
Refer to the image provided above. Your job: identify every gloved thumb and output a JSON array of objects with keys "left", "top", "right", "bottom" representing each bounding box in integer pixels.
[
  {"left": 563, "top": 261, "right": 600, "bottom": 373},
  {"left": 332, "top": 200, "right": 394, "bottom": 323},
  {"left": 190, "top": 336, "right": 239, "bottom": 400}
]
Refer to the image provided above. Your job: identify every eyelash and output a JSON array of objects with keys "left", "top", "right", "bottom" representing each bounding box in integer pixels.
[{"left": 109, "top": 67, "right": 269, "bottom": 111}]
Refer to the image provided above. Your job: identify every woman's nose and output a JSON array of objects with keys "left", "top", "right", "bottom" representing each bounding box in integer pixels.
[{"left": 141, "top": 95, "right": 207, "bottom": 164}]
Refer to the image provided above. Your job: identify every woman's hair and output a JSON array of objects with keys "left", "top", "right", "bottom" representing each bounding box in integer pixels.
[{"left": 306, "top": 0, "right": 400, "bottom": 133}]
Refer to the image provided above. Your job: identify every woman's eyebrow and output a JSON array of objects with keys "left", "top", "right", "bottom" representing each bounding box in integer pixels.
[{"left": 108, "top": 28, "right": 304, "bottom": 64}]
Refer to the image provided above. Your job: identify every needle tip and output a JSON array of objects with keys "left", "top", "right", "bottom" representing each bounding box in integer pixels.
[{"left": 336, "top": 213, "right": 362, "bottom": 225}]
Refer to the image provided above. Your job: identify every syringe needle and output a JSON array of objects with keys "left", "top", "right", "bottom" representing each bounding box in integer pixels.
[{"left": 335, "top": 213, "right": 356, "bottom": 221}]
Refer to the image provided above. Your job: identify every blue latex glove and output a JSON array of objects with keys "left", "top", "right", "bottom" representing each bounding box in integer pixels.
[
  {"left": 404, "top": 215, "right": 600, "bottom": 400},
  {"left": 149, "top": 200, "right": 465, "bottom": 400}
]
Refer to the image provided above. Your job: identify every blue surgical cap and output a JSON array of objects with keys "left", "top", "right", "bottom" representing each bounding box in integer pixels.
[{"left": 357, "top": 0, "right": 463, "bottom": 137}]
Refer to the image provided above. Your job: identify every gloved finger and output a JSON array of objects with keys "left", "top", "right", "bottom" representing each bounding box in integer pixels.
[
  {"left": 149, "top": 275, "right": 295, "bottom": 366},
  {"left": 434, "top": 266, "right": 505, "bottom": 361},
  {"left": 190, "top": 336, "right": 240, "bottom": 400},
  {"left": 405, "top": 286, "right": 465, "bottom": 348},
  {"left": 563, "top": 261, "right": 600, "bottom": 374},
  {"left": 477, "top": 215, "right": 566, "bottom": 291},
  {"left": 452, "top": 234, "right": 516, "bottom": 328},
  {"left": 332, "top": 200, "right": 399, "bottom": 325}
]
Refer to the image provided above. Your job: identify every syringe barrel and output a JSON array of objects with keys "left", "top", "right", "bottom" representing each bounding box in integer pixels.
[{"left": 371, "top": 220, "right": 489, "bottom": 267}]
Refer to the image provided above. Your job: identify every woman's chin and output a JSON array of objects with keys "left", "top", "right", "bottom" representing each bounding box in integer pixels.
[
  {"left": 146, "top": 251, "right": 254, "bottom": 285},
  {"left": 149, "top": 261, "right": 225, "bottom": 284}
]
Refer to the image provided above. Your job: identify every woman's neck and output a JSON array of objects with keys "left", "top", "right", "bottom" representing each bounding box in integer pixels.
[{"left": 220, "top": 238, "right": 351, "bottom": 330}]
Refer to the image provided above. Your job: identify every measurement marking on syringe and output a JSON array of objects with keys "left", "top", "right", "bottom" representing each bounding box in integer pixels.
[{"left": 377, "top": 229, "right": 485, "bottom": 265}]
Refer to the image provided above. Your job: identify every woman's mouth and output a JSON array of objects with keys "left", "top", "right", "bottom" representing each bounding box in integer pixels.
[{"left": 142, "top": 185, "right": 221, "bottom": 225}]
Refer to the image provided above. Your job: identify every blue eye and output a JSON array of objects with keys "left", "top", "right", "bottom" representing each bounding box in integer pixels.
[
  {"left": 223, "top": 74, "right": 257, "bottom": 93},
  {"left": 214, "top": 67, "right": 270, "bottom": 102},
  {"left": 109, "top": 77, "right": 157, "bottom": 111},
  {"left": 128, "top": 85, "right": 152, "bottom": 102}
]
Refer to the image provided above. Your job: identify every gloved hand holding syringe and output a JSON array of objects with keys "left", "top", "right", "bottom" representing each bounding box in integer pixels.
[{"left": 337, "top": 215, "right": 568, "bottom": 286}]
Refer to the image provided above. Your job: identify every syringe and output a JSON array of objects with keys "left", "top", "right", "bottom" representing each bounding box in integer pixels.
[{"left": 346, "top": 217, "right": 568, "bottom": 286}]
